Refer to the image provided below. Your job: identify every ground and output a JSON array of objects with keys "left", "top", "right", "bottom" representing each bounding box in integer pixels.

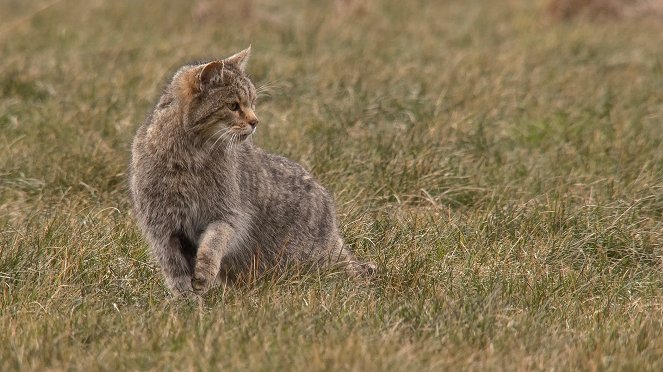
[{"left": 1, "top": 0, "right": 663, "bottom": 370}]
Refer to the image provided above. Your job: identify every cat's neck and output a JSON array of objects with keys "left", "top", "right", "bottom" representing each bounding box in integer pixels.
[{"left": 148, "top": 126, "right": 240, "bottom": 172}]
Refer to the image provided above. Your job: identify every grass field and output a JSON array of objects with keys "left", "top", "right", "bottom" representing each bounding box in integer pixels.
[{"left": 2, "top": 0, "right": 663, "bottom": 370}]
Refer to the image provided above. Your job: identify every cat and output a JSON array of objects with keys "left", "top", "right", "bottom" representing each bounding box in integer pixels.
[{"left": 129, "top": 47, "right": 376, "bottom": 297}]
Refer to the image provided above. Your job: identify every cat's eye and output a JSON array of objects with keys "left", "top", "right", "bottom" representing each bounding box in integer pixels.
[{"left": 230, "top": 102, "right": 241, "bottom": 111}]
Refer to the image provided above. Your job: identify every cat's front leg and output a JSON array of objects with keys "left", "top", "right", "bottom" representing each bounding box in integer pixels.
[
  {"left": 192, "top": 221, "right": 235, "bottom": 295},
  {"left": 154, "top": 235, "right": 196, "bottom": 298}
]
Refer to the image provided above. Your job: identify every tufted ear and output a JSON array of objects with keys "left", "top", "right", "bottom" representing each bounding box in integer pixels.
[
  {"left": 224, "top": 46, "right": 251, "bottom": 72},
  {"left": 198, "top": 61, "right": 224, "bottom": 91}
]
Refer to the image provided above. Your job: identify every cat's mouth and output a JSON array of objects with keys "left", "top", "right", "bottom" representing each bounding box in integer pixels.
[
  {"left": 209, "top": 126, "right": 254, "bottom": 148},
  {"left": 234, "top": 126, "right": 255, "bottom": 141},
  {"left": 242, "top": 125, "right": 256, "bottom": 136}
]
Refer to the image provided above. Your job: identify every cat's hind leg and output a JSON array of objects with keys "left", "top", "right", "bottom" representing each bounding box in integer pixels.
[{"left": 192, "top": 221, "right": 235, "bottom": 295}]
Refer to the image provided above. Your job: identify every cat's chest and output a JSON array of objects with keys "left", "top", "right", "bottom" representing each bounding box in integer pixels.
[{"left": 167, "top": 167, "right": 236, "bottom": 215}]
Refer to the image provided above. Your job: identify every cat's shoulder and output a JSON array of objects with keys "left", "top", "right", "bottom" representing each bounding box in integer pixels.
[{"left": 250, "top": 145, "right": 310, "bottom": 173}]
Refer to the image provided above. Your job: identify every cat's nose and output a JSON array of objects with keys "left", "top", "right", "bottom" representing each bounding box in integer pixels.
[{"left": 248, "top": 118, "right": 259, "bottom": 129}]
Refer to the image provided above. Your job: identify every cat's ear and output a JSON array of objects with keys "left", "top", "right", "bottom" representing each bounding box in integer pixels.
[
  {"left": 197, "top": 61, "right": 224, "bottom": 92},
  {"left": 225, "top": 46, "right": 251, "bottom": 72}
]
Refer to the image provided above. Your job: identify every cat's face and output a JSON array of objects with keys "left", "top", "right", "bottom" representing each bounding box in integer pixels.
[{"left": 179, "top": 47, "right": 259, "bottom": 147}]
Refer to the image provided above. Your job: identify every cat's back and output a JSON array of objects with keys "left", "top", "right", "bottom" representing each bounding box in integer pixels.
[
  {"left": 239, "top": 144, "right": 330, "bottom": 198},
  {"left": 235, "top": 143, "right": 337, "bottom": 246}
]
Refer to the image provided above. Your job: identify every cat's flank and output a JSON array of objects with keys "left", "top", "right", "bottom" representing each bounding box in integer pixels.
[{"left": 129, "top": 47, "right": 375, "bottom": 297}]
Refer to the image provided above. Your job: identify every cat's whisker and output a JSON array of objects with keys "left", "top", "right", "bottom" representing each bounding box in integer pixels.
[
  {"left": 256, "top": 80, "right": 280, "bottom": 98},
  {"left": 256, "top": 90, "right": 272, "bottom": 98},
  {"left": 225, "top": 133, "right": 237, "bottom": 153},
  {"left": 210, "top": 134, "right": 226, "bottom": 152},
  {"left": 215, "top": 128, "right": 237, "bottom": 152},
  {"left": 210, "top": 128, "right": 233, "bottom": 151},
  {"left": 220, "top": 131, "right": 237, "bottom": 152},
  {"left": 232, "top": 133, "right": 239, "bottom": 149},
  {"left": 256, "top": 80, "right": 280, "bottom": 93},
  {"left": 210, "top": 127, "right": 228, "bottom": 140},
  {"left": 218, "top": 128, "right": 234, "bottom": 142}
]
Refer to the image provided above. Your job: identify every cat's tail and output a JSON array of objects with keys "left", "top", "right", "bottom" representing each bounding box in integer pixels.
[
  {"left": 334, "top": 238, "right": 377, "bottom": 278},
  {"left": 347, "top": 260, "right": 378, "bottom": 278}
]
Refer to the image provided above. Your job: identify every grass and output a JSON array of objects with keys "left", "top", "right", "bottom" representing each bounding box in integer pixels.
[{"left": 1, "top": 0, "right": 663, "bottom": 370}]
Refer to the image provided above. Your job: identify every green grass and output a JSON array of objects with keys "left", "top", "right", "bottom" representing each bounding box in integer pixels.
[{"left": 2, "top": 0, "right": 663, "bottom": 370}]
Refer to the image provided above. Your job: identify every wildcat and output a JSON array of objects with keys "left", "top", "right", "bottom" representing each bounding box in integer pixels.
[{"left": 129, "top": 47, "right": 375, "bottom": 297}]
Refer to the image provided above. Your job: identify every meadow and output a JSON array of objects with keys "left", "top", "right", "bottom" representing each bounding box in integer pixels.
[{"left": 1, "top": 0, "right": 663, "bottom": 370}]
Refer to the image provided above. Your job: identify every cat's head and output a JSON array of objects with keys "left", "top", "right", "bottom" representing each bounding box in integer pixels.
[{"left": 170, "top": 47, "right": 258, "bottom": 147}]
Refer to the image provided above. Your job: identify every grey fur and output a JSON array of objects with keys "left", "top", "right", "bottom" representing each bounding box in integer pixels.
[{"left": 129, "top": 48, "right": 375, "bottom": 297}]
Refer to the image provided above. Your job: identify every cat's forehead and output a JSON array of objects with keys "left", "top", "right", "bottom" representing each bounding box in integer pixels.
[
  {"left": 223, "top": 74, "right": 255, "bottom": 100},
  {"left": 170, "top": 62, "right": 255, "bottom": 101}
]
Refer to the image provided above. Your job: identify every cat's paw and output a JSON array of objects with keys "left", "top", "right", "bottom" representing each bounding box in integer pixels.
[
  {"left": 168, "top": 276, "right": 198, "bottom": 299},
  {"left": 191, "top": 273, "right": 211, "bottom": 295}
]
